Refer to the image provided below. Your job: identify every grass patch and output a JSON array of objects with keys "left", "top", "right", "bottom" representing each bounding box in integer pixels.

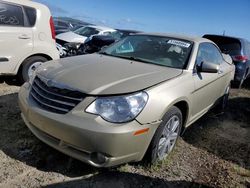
[
  {"left": 232, "top": 166, "right": 250, "bottom": 177},
  {"left": 117, "top": 163, "right": 130, "bottom": 172},
  {"left": 148, "top": 149, "right": 176, "bottom": 173}
]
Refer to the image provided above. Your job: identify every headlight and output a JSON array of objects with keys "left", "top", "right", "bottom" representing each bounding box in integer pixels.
[{"left": 86, "top": 91, "right": 148, "bottom": 123}]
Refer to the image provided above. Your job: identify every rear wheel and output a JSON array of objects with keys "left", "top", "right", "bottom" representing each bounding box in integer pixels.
[
  {"left": 18, "top": 56, "right": 47, "bottom": 83},
  {"left": 145, "top": 106, "right": 182, "bottom": 164}
]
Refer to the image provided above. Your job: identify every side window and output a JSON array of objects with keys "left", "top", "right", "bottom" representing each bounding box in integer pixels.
[
  {"left": 23, "top": 6, "right": 36, "bottom": 27},
  {"left": 196, "top": 43, "right": 223, "bottom": 67},
  {"left": 0, "top": 2, "right": 24, "bottom": 26},
  {"left": 88, "top": 29, "right": 99, "bottom": 36}
]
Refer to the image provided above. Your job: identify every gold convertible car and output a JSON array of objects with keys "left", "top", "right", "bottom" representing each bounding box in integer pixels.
[{"left": 19, "top": 33, "right": 235, "bottom": 167}]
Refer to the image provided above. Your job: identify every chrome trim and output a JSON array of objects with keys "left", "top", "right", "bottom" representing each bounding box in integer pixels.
[
  {"left": 32, "top": 84, "right": 76, "bottom": 107},
  {"left": 30, "top": 91, "right": 69, "bottom": 113},
  {"left": 30, "top": 76, "right": 85, "bottom": 114},
  {"left": 33, "top": 78, "right": 83, "bottom": 102}
]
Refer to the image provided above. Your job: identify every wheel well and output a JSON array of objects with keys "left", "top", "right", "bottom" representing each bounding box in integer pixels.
[
  {"left": 29, "top": 54, "right": 53, "bottom": 61},
  {"left": 18, "top": 54, "right": 52, "bottom": 73},
  {"left": 174, "top": 101, "right": 189, "bottom": 132}
]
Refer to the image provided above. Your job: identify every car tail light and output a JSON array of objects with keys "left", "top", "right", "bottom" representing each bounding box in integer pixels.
[
  {"left": 49, "top": 16, "right": 56, "bottom": 40},
  {"left": 232, "top": 55, "right": 248, "bottom": 63}
]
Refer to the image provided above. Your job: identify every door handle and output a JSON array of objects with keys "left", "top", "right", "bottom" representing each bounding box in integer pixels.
[
  {"left": 18, "top": 34, "right": 31, "bottom": 39},
  {"left": 0, "top": 57, "right": 9, "bottom": 62}
]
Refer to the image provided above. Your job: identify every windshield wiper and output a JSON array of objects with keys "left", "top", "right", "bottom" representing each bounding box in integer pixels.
[
  {"left": 98, "top": 53, "right": 153, "bottom": 65},
  {"left": 114, "top": 55, "right": 153, "bottom": 64},
  {"left": 99, "top": 51, "right": 108, "bottom": 55},
  {"left": 98, "top": 52, "right": 115, "bottom": 57}
]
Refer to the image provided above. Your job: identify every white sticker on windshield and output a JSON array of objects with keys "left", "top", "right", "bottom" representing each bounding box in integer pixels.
[{"left": 167, "top": 40, "right": 191, "bottom": 48}]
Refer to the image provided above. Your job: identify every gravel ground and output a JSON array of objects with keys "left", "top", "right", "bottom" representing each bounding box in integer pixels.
[{"left": 0, "top": 77, "right": 249, "bottom": 188}]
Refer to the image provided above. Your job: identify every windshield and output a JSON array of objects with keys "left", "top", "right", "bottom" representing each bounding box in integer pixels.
[
  {"left": 107, "top": 31, "right": 123, "bottom": 40},
  {"left": 102, "top": 35, "right": 193, "bottom": 69},
  {"left": 74, "top": 26, "right": 99, "bottom": 37},
  {"left": 71, "top": 25, "right": 84, "bottom": 31}
]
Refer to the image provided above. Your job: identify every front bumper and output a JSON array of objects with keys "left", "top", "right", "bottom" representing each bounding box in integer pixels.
[{"left": 18, "top": 83, "right": 159, "bottom": 167}]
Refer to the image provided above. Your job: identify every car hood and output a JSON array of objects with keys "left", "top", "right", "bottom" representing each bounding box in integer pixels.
[
  {"left": 56, "top": 31, "right": 87, "bottom": 43},
  {"left": 36, "top": 54, "right": 182, "bottom": 95}
]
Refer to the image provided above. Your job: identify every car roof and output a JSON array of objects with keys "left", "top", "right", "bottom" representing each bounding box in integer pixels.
[
  {"left": 134, "top": 32, "right": 211, "bottom": 43},
  {"left": 84, "top": 25, "right": 116, "bottom": 31},
  {"left": 53, "top": 17, "right": 91, "bottom": 25},
  {"left": 5, "top": 0, "right": 48, "bottom": 9},
  {"left": 203, "top": 34, "right": 249, "bottom": 43},
  {"left": 116, "top": 29, "right": 141, "bottom": 33}
]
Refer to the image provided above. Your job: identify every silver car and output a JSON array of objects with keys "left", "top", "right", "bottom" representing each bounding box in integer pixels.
[{"left": 19, "top": 33, "right": 235, "bottom": 167}]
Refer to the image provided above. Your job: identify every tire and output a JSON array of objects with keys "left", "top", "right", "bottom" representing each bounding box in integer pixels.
[
  {"left": 145, "top": 106, "right": 182, "bottom": 164},
  {"left": 18, "top": 56, "right": 48, "bottom": 83}
]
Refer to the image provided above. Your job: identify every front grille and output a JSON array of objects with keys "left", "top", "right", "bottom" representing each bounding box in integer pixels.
[
  {"left": 30, "top": 76, "right": 85, "bottom": 114},
  {"left": 56, "top": 39, "right": 68, "bottom": 46}
]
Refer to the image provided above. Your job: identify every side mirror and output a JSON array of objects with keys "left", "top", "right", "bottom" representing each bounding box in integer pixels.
[{"left": 198, "top": 61, "right": 219, "bottom": 73}]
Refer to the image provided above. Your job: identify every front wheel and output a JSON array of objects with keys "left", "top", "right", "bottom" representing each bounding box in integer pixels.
[
  {"left": 19, "top": 56, "right": 48, "bottom": 83},
  {"left": 145, "top": 106, "right": 182, "bottom": 164}
]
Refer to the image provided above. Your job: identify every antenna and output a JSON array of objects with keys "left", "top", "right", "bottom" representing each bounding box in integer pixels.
[{"left": 223, "top": 30, "right": 226, "bottom": 36}]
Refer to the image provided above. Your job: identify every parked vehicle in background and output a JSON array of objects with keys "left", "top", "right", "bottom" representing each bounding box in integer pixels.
[
  {"left": 56, "top": 25, "right": 116, "bottom": 46},
  {"left": 111, "top": 29, "right": 141, "bottom": 40},
  {"left": 53, "top": 17, "right": 91, "bottom": 35},
  {"left": 19, "top": 33, "right": 235, "bottom": 167},
  {"left": 57, "top": 42, "right": 82, "bottom": 58},
  {"left": 0, "top": 0, "right": 59, "bottom": 82},
  {"left": 57, "top": 29, "right": 140, "bottom": 58},
  {"left": 203, "top": 34, "right": 250, "bottom": 88},
  {"left": 81, "top": 29, "right": 141, "bottom": 54}
]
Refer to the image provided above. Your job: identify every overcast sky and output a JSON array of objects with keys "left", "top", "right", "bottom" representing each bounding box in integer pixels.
[{"left": 35, "top": 0, "right": 250, "bottom": 40}]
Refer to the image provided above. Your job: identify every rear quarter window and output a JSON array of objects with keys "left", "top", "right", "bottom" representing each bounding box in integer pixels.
[
  {"left": 203, "top": 35, "right": 242, "bottom": 56},
  {"left": 0, "top": 2, "right": 24, "bottom": 26},
  {"left": 23, "top": 6, "right": 36, "bottom": 27},
  {"left": 219, "top": 42, "right": 241, "bottom": 56}
]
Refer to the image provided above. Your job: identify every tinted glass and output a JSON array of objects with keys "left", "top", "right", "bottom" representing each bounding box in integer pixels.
[
  {"left": 103, "top": 35, "right": 193, "bottom": 69},
  {"left": 0, "top": 2, "right": 24, "bottom": 26},
  {"left": 196, "top": 43, "right": 223, "bottom": 66},
  {"left": 24, "top": 6, "right": 36, "bottom": 26},
  {"left": 219, "top": 43, "right": 241, "bottom": 56},
  {"left": 203, "top": 35, "right": 241, "bottom": 56}
]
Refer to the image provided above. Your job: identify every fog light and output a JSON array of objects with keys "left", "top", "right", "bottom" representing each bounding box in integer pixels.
[{"left": 90, "top": 152, "right": 108, "bottom": 164}]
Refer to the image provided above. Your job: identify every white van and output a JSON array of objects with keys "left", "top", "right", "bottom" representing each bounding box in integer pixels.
[{"left": 0, "top": 0, "right": 59, "bottom": 82}]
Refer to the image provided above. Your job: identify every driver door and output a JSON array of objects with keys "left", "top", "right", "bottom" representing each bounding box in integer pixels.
[{"left": 191, "top": 42, "right": 226, "bottom": 119}]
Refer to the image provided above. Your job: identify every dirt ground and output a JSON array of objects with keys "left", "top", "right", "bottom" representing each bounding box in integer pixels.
[{"left": 0, "top": 77, "right": 249, "bottom": 188}]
